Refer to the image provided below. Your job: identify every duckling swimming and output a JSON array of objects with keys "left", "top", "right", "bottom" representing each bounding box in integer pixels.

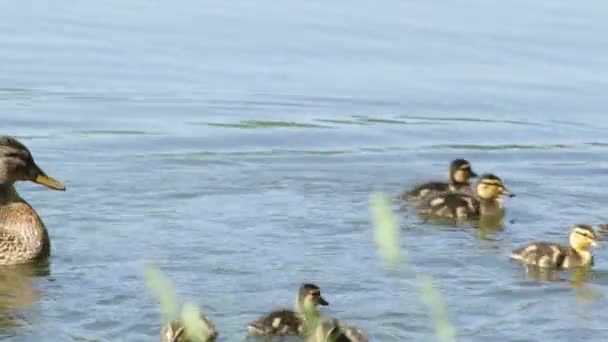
[
  {"left": 247, "top": 283, "right": 329, "bottom": 338},
  {"left": 161, "top": 314, "right": 218, "bottom": 342},
  {"left": 307, "top": 318, "right": 369, "bottom": 342},
  {"left": 416, "top": 173, "right": 514, "bottom": 219},
  {"left": 0, "top": 136, "right": 65, "bottom": 265},
  {"left": 511, "top": 225, "right": 598, "bottom": 269},
  {"left": 402, "top": 159, "right": 478, "bottom": 200}
]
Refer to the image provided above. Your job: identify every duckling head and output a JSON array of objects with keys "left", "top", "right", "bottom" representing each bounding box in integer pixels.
[
  {"left": 298, "top": 283, "right": 329, "bottom": 313},
  {"left": 570, "top": 224, "right": 598, "bottom": 252},
  {"left": 0, "top": 136, "right": 65, "bottom": 191},
  {"left": 449, "top": 159, "right": 478, "bottom": 185},
  {"left": 475, "top": 174, "right": 514, "bottom": 200}
]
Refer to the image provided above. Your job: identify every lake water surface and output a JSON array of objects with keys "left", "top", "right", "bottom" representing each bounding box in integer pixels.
[{"left": 2, "top": 1, "right": 608, "bottom": 341}]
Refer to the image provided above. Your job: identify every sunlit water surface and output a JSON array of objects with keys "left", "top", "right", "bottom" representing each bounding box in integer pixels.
[{"left": 2, "top": 1, "right": 608, "bottom": 341}]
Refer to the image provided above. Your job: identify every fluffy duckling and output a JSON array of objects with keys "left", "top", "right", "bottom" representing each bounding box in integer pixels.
[
  {"left": 161, "top": 314, "right": 218, "bottom": 342},
  {"left": 307, "top": 318, "right": 369, "bottom": 342},
  {"left": 511, "top": 225, "right": 598, "bottom": 269},
  {"left": 402, "top": 159, "right": 478, "bottom": 200},
  {"left": 0, "top": 136, "right": 65, "bottom": 265},
  {"left": 416, "top": 173, "right": 514, "bottom": 219},
  {"left": 247, "top": 283, "right": 329, "bottom": 338}
]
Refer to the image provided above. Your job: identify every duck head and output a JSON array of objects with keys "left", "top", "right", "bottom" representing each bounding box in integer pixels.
[{"left": 0, "top": 136, "right": 64, "bottom": 191}]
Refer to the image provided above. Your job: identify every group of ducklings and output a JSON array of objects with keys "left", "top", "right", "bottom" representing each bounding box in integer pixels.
[
  {"left": 0, "top": 136, "right": 601, "bottom": 342},
  {"left": 161, "top": 283, "right": 367, "bottom": 342},
  {"left": 401, "top": 158, "right": 600, "bottom": 270}
]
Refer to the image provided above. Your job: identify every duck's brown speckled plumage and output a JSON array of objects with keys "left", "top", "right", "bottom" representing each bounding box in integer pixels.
[
  {"left": 511, "top": 225, "right": 598, "bottom": 269},
  {"left": 402, "top": 159, "right": 477, "bottom": 200},
  {"left": 248, "top": 309, "right": 306, "bottom": 336},
  {"left": 160, "top": 314, "right": 218, "bottom": 342},
  {"left": 417, "top": 173, "right": 514, "bottom": 220},
  {"left": 0, "top": 136, "right": 65, "bottom": 265},
  {"left": 247, "top": 283, "right": 329, "bottom": 338}
]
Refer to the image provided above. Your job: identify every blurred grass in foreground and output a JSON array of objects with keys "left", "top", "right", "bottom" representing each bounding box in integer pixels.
[
  {"left": 371, "top": 192, "right": 456, "bottom": 342},
  {"left": 144, "top": 264, "right": 210, "bottom": 342}
]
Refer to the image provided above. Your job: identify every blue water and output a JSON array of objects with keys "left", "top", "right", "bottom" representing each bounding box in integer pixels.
[{"left": 2, "top": 1, "right": 608, "bottom": 341}]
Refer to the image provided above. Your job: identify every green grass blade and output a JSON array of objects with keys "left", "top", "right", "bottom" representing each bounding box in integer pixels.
[
  {"left": 370, "top": 192, "right": 402, "bottom": 268},
  {"left": 143, "top": 263, "right": 181, "bottom": 321}
]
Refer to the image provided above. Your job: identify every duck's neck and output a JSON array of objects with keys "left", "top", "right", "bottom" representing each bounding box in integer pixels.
[
  {"left": 572, "top": 248, "right": 593, "bottom": 265},
  {"left": 296, "top": 303, "right": 320, "bottom": 321},
  {"left": 0, "top": 183, "right": 23, "bottom": 205},
  {"left": 478, "top": 198, "right": 504, "bottom": 215}
]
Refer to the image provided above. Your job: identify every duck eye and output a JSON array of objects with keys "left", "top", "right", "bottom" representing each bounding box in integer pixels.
[{"left": 576, "top": 231, "right": 592, "bottom": 239}]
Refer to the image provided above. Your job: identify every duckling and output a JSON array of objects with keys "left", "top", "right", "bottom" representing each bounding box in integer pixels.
[
  {"left": 416, "top": 173, "right": 514, "bottom": 219},
  {"left": 0, "top": 136, "right": 65, "bottom": 265},
  {"left": 511, "top": 224, "right": 598, "bottom": 269},
  {"left": 161, "top": 314, "right": 218, "bottom": 342},
  {"left": 307, "top": 318, "right": 369, "bottom": 342},
  {"left": 402, "top": 159, "right": 478, "bottom": 200},
  {"left": 247, "top": 283, "right": 329, "bottom": 338}
]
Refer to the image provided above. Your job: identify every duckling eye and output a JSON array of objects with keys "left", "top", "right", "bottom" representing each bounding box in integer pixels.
[
  {"left": 4, "top": 152, "right": 21, "bottom": 159},
  {"left": 576, "top": 231, "right": 593, "bottom": 239}
]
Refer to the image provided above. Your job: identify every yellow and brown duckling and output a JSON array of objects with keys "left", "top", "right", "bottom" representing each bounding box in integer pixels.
[
  {"left": 402, "top": 159, "right": 478, "bottom": 200},
  {"left": 0, "top": 136, "right": 65, "bottom": 265},
  {"left": 247, "top": 283, "right": 329, "bottom": 338},
  {"left": 307, "top": 318, "right": 369, "bottom": 342},
  {"left": 416, "top": 173, "right": 514, "bottom": 219},
  {"left": 511, "top": 224, "right": 598, "bottom": 269},
  {"left": 161, "top": 314, "right": 218, "bottom": 342}
]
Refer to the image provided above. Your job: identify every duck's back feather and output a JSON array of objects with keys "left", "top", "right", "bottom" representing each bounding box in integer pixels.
[
  {"left": 417, "top": 192, "right": 480, "bottom": 219},
  {"left": 247, "top": 309, "right": 304, "bottom": 336},
  {"left": 511, "top": 242, "right": 571, "bottom": 268}
]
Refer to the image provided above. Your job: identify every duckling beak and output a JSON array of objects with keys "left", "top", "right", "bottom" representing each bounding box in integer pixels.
[
  {"left": 318, "top": 296, "right": 329, "bottom": 306},
  {"left": 470, "top": 170, "right": 478, "bottom": 178},
  {"left": 501, "top": 187, "right": 515, "bottom": 197},
  {"left": 32, "top": 164, "right": 66, "bottom": 191},
  {"left": 591, "top": 240, "right": 598, "bottom": 248}
]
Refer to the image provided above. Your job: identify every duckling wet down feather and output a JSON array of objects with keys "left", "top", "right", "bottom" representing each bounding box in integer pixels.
[
  {"left": 307, "top": 318, "right": 369, "bottom": 342},
  {"left": 0, "top": 136, "right": 65, "bottom": 265},
  {"left": 161, "top": 314, "right": 218, "bottom": 342},
  {"left": 247, "top": 283, "right": 329, "bottom": 338},
  {"left": 511, "top": 225, "right": 598, "bottom": 269},
  {"left": 416, "top": 173, "right": 514, "bottom": 220},
  {"left": 401, "top": 159, "right": 478, "bottom": 200}
]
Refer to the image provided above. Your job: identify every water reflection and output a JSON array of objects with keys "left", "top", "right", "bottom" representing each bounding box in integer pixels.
[
  {"left": 476, "top": 215, "right": 506, "bottom": 236},
  {"left": 0, "top": 261, "right": 49, "bottom": 336}
]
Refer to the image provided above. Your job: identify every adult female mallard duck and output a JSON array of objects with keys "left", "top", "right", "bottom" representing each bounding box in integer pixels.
[
  {"left": 0, "top": 136, "right": 65, "bottom": 265},
  {"left": 416, "top": 173, "right": 514, "bottom": 219},
  {"left": 247, "top": 283, "right": 329, "bottom": 338},
  {"left": 307, "top": 318, "right": 369, "bottom": 342},
  {"left": 401, "top": 159, "right": 478, "bottom": 200},
  {"left": 511, "top": 224, "right": 598, "bottom": 269},
  {"left": 161, "top": 314, "right": 218, "bottom": 342}
]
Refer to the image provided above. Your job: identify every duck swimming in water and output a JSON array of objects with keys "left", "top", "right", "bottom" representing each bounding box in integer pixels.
[
  {"left": 0, "top": 136, "right": 65, "bottom": 265},
  {"left": 247, "top": 283, "right": 329, "bottom": 338},
  {"left": 416, "top": 173, "right": 514, "bottom": 220},
  {"left": 511, "top": 224, "right": 598, "bottom": 269},
  {"left": 401, "top": 159, "right": 478, "bottom": 201}
]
